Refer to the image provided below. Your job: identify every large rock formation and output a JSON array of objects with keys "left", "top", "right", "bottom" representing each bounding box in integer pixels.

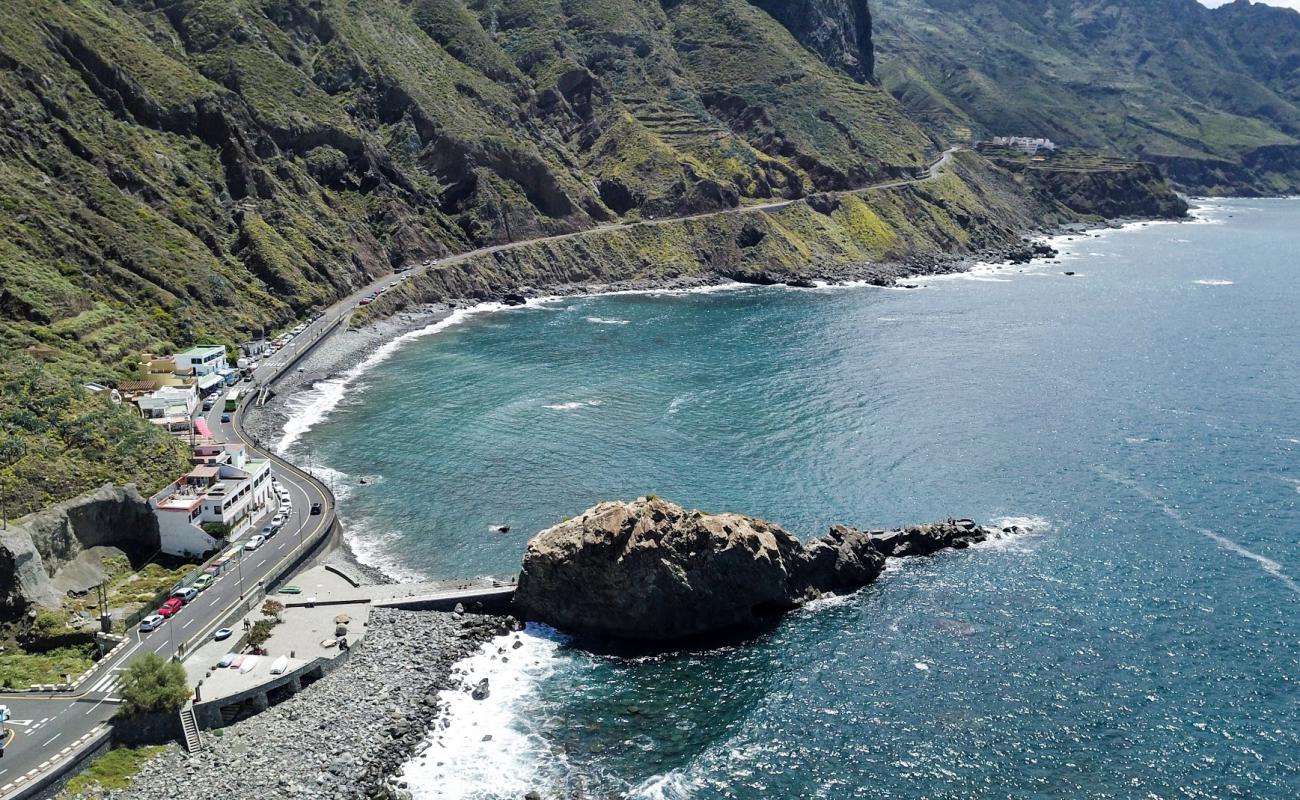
[
  {"left": 514, "top": 497, "right": 1018, "bottom": 641},
  {"left": 748, "top": 0, "right": 875, "bottom": 82},
  {"left": 0, "top": 484, "right": 160, "bottom": 620}
]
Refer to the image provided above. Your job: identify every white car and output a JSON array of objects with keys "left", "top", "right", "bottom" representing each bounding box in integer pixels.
[
  {"left": 245, "top": 534, "right": 266, "bottom": 551},
  {"left": 140, "top": 614, "right": 165, "bottom": 632},
  {"left": 271, "top": 513, "right": 286, "bottom": 528}
]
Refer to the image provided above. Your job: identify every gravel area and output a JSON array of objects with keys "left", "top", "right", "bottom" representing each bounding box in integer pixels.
[{"left": 99, "top": 608, "right": 521, "bottom": 800}]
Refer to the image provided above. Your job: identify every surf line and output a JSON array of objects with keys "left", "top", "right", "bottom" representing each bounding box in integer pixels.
[{"left": 1095, "top": 466, "right": 1300, "bottom": 597}]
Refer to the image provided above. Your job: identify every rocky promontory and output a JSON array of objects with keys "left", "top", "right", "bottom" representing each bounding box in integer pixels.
[{"left": 514, "top": 497, "right": 1022, "bottom": 641}]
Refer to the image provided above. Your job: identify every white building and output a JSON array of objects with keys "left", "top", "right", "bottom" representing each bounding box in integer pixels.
[
  {"left": 136, "top": 384, "right": 198, "bottom": 427},
  {"left": 152, "top": 442, "right": 273, "bottom": 557},
  {"left": 988, "top": 135, "right": 1058, "bottom": 155},
  {"left": 174, "top": 345, "right": 228, "bottom": 377}
]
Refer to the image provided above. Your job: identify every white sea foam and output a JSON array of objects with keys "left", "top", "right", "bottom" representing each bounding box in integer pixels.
[
  {"left": 276, "top": 301, "right": 513, "bottom": 454},
  {"left": 585, "top": 316, "right": 631, "bottom": 325},
  {"left": 402, "top": 626, "right": 569, "bottom": 800},
  {"left": 542, "top": 399, "right": 603, "bottom": 411},
  {"left": 666, "top": 393, "right": 694, "bottom": 415},
  {"left": 1192, "top": 279, "right": 1234, "bottom": 286},
  {"left": 1096, "top": 467, "right": 1300, "bottom": 597},
  {"left": 627, "top": 770, "right": 701, "bottom": 800},
  {"left": 975, "top": 515, "right": 1054, "bottom": 553}
]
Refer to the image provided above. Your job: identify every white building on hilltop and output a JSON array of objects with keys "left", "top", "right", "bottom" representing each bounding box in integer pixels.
[{"left": 988, "top": 136, "right": 1058, "bottom": 155}]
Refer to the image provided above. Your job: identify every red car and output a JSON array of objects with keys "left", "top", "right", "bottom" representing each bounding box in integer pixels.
[{"left": 158, "top": 597, "right": 184, "bottom": 618}]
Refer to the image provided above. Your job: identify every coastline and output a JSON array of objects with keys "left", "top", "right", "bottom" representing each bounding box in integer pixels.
[
  {"left": 120, "top": 201, "right": 1228, "bottom": 800},
  {"left": 240, "top": 208, "right": 1203, "bottom": 584}
]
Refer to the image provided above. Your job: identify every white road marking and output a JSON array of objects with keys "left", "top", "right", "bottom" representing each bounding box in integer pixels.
[
  {"left": 183, "top": 618, "right": 196, "bottom": 629},
  {"left": 42, "top": 734, "right": 60, "bottom": 747},
  {"left": 153, "top": 641, "right": 169, "bottom": 654}
]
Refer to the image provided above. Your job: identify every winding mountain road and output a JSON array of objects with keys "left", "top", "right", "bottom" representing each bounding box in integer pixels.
[{"left": 0, "top": 145, "right": 960, "bottom": 798}]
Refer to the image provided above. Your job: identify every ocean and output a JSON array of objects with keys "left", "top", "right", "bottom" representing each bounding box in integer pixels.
[{"left": 283, "top": 199, "right": 1300, "bottom": 798}]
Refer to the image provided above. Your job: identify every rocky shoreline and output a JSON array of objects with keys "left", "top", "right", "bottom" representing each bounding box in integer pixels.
[{"left": 96, "top": 608, "right": 519, "bottom": 800}]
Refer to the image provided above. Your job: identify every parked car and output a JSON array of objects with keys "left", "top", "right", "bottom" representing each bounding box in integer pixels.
[
  {"left": 158, "top": 598, "right": 184, "bottom": 618},
  {"left": 245, "top": 534, "right": 266, "bottom": 551},
  {"left": 202, "top": 398, "right": 215, "bottom": 411},
  {"left": 260, "top": 524, "right": 275, "bottom": 538},
  {"left": 270, "top": 513, "right": 286, "bottom": 528},
  {"left": 214, "top": 628, "right": 233, "bottom": 641},
  {"left": 170, "top": 587, "right": 199, "bottom": 604},
  {"left": 192, "top": 574, "right": 214, "bottom": 592},
  {"left": 311, "top": 502, "right": 322, "bottom": 515},
  {"left": 140, "top": 614, "right": 166, "bottom": 632}
]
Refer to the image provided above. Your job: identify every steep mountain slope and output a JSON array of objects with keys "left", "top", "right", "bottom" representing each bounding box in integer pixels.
[
  {"left": 0, "top": 0, "right": 934, "bottom": 516},
  {"left": 871, "top": 0, "right": 1300, "bottom": 194}
]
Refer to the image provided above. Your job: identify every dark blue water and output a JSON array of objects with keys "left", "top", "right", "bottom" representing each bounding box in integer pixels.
[{"left": 292, "top": 200, "right": 1300, "bottom": 798}]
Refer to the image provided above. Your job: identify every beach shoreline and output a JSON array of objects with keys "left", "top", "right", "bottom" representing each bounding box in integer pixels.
[{"left": 240, "top": 210, "right": 1201, "bottom": 583}]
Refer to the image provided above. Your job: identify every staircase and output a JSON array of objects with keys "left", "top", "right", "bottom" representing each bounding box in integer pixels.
[{"left": 179, "top": 705, "right": 203, "bottom": 753}]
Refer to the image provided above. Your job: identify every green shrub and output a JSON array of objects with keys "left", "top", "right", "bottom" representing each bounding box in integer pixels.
[{"left": 118, "top": 652, "right": 190, "bottom": 716}]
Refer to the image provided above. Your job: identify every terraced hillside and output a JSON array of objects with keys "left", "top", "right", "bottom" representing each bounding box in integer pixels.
[
  {"left": 872, "top": 0, "right": 1300, "bottom": 194},
  {"left": 0, "top": 0, "right": 938, "bottom": 516}
]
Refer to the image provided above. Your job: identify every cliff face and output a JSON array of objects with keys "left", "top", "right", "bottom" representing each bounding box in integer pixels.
[
  {"left": 747, "top": 0, "right": 875, "bottom": 81},
  {"left": 991, "top": 157, "right": 1190, "bottom": 219},
  {"left": 0, "top": 484, "right": 159, "bottom": 619}
]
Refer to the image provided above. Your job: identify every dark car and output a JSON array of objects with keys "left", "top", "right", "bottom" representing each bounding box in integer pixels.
[
  {"left": 310, "top": 502, "right": 322, "bottom": 515},
  {"left": 221, "top": 413, "right": 232, "bottom": 423}
]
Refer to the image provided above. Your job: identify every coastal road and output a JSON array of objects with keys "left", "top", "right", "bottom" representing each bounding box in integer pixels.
[
  {"left": 1, "top": 371, "right": 336, "bottom": 800},
  {"left": 235, "top": 146, "right": 964, "bottom": 394},
  {"left": 0, "top": 143, "right": 962, "bottom": 798}
]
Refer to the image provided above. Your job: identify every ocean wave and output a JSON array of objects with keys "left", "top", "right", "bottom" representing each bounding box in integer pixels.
[
  {"left": 627, "top": 770, "right": 701, "bottom": 800},
  {"left": 1192, "top": 279, "right": 1234, "bottom": 286},
  {"left": 1095, "top": 467, "right": 1300, "bottom": 597},
  {"left": 275, "top": 301, "right": 513, "bottom": 454},
  {"left": 401, "top": 625, "right": 570, "bottom": 800},
  {"left": 585, "top": 316, "right": 631, "bottom": 325},
  {"left": 542, "top": 399, "right": 603, "bottom": 411},
  {"left": 666, "top": 393, "right": 694, "bottom": 415}
]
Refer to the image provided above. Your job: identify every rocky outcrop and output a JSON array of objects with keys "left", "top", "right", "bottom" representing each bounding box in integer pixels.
[
  {"left": 514, "top": 497, "right": 1023, "bottom": 642},
  {"left": 1004, "top": 161, "right": 1190, "bottom": 220},
  {"left": 749, "top": 0, "right": 875, "bottom": 82},
  {"left": 0, "top": 483, "right": 159, "bottom": 620}
]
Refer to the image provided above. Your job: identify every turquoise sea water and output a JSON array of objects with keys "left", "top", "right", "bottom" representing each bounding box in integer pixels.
[{"left": 290, "top": 200, "right": 1300, "bottom": 798}]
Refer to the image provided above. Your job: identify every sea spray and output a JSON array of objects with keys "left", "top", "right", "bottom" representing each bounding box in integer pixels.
[{"left": 401, "top": 625, "right": 570, "bottom": 800}]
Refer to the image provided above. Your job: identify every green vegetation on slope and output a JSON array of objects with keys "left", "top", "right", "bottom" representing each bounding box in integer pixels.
[
  {"left": 60, "top": 746, "right": 166, "bottom": 798},
  {"left": 0, "top": 353, "right": 189, "bottom": 517},
  {"left": 871, "top": 0, "right": 1300, "bottom": 194},
  {"left": 0, "top": 0, "right": 938, "bottom": 514}
]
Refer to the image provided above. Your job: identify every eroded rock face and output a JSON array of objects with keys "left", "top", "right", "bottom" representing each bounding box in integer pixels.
[
  {"left": 0, "top": 484, "right": 159, "bottom": 620},
  {"left": 514, "top": 497, "right": 1017, "bottom": 642},
  {"left": 514, "top": 498, "right": 809, "bottom": 641}
]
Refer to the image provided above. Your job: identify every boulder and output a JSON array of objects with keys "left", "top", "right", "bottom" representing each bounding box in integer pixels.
[
  {"left": 514, "top": 498, "right": 1015, "bottom": 642},
  {"left": 514, "top": 497, "right": 808, "bottom": 641}
]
